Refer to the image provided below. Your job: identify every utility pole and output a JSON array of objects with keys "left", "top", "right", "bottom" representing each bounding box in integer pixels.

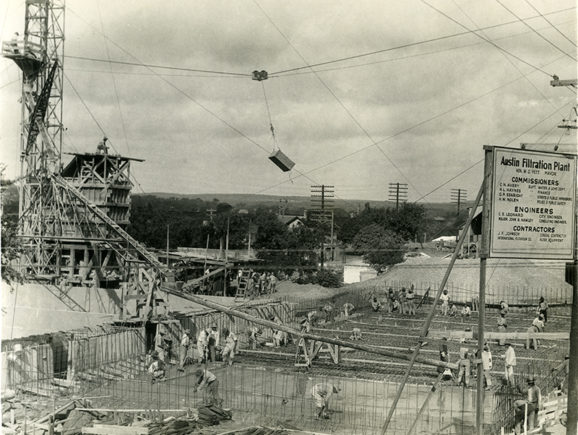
[
  {"left": 388, "top": 182, "right": 408, "bottom": 210},
  {"left": 311, "top": 185, "right": 334, "bottom": 269},
  {"left": 451, "top": 188, "right": 467, "bottom": 215},
  {"left": 166, "top": 225, "right": 170, "bottom": 266},
  {"left": 278, "top": 198, "right": 288, "bottom": 216},
  {"left": 551, "top": 76, "right": 578, "bottom": 435}
]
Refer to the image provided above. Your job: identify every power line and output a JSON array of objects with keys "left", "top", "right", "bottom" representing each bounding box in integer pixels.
[
  {"left": 268, "top": 6, "right": 575, "bottom": 76},
  {"left": 97, "top": 1, "right": 130, "bottom": 155},
  {"left": 64, "top": 54, "right": 251, "bottom": 78},
  {"left": 67, "top": 6, "right": 324, "bottom": 191},
  {"left": 257, "top": 54, "right": 568, "bottom": 196},
  {"left": 421, "top": 0, "right": 557, "bottom": 77},
  {"left": 275, "top": 18, "right": 575, "bottom": 78},
  {"left": 253, "top": 0, "right": 423, "bottom": 198},
  {"left": 413, "top": 99, "right": 574, "bottom": 204},
  {"left": 451, "top": 0, "right": 561, "bottom": 113},
  {"left": 523, "top": 0, "right": 577, "bottom": 47},
  {"left": 495, "top": 0, "right": 576, "bottom": 61}
]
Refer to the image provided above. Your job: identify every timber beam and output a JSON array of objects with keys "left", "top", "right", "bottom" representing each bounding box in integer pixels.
[{"left": 161, "top": 287, "right": 458, "bottom": 370}]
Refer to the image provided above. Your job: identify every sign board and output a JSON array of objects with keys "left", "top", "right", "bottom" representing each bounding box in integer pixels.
[{"left": 489, "top": 147, "right": 576, "bottom": 259}]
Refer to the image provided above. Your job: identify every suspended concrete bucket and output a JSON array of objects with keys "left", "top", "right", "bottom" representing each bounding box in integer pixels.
[{"left": 269, "top": 149, "right": 295, "bottom": 172}]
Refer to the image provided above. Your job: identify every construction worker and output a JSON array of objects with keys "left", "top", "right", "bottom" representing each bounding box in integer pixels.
[
  {"left": 461, "top": 305, "right": 471, "bottom": 318},
  {"left": 449, "top": 304, "right": 458, "bottom": 317},
  {"left": 311, "top": 383, "right": 339, "bottom": 419},
  {"left": 370, "top": 296, "right": 381, "bottom": 312},
  {"left": 300, "top": 317, "right": 311, "bottom": 333},
  {"left": 154, "top": 328, "right": 167, "bottom": 363},
  {"left": 269, "top": 273, "right": 277, "bottom": 293},
  {"left": 503, "top": 343, "right": 516, "bottom": 386},
  {"left": 350, "top": 327, "right": 362, "bottom": 340},
  {"left": 307, "top": 309, "right": 318, "bottom": 327},
  {"left": 321, "top": 302, "right": 335, "bottom": 322},
  {"left": 178, "top": 330, "right": 191, "bottom": 371},
  {"left": 481, "top": 344, "right": 493, "bottom": 390},
  {"left": 399, "top": 288, "right": 407, "bottom": 315},
  {"left": 194, "top": 368, "right": 222, "bottom": 406},
  {"left": 438, "top": 337, "right": 454, "bottom": 380},
  {"left": 456, "top": 348, "right": 471, "bottom": 387},
  {"left": 197, "top": 327, "right": 211, "bottom": 364},
  {"left": 248, "top": 326, "right": 262, "bottom": 349},
  {"left": 526, "top": 314, "right": 545, "bottom": 350},
  {"left": 406, "top": 287, "right": 416, "bottom": 315},
  {"left": 221, "top": 329, "right": 238, "bottom": 366},
  {"left": 208, "top": 324, "right": 220, "bottom": 362},
  {"left": 385, "top": 288, "right": 395, "bottom": 313},
  {"left": 343, "top": 302, "right": 355, "bottom": 318},
  {"left": 440, "top": 289, "right": 450, "bottom": 316},
  {"left": 497, "top": 313, "right": 508, "bottom": 346},
  {"left": 148, "top": 352, "right": 166, "bottom": 384},
  {"left": 500, "top": 300, "right": 509, "bottom": 316},
  {"left": 525, "top": 377, "right": 541, "bottom": 429},
  {"left": 537, "top": 296, "right": 548, "bottom": 323}
]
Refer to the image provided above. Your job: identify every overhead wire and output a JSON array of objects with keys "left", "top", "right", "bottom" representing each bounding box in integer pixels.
[
  {"left": 522, "top": 0, "right": 577, "bottom": 48},
  {"left": 420, "top": 0, "right": 558, "bottom": 77},
  {"left": 451, "top": 0, "right": 563, "bottom": 114},
  {"left": 64, "top": 55, "right": 252, "bottom": 78},
  {"left": 63, "top": 71, "right": 146, "bottom": 193},
  {"left": 256, "top": 54, "right": 568, "bottom": 196},
  {"left": 495, "top": 0, "right": 576, "bottom": 61},
  {"left": 66, "top": 6, "right": 324, "bottom": 191},
  {"left": 268, "top": 6, "right": 575, "bottom": 76},
  {"left": 97, "top": 0, "right": 130, "bottom": 154},
  {"left": 252, "top": 0, "right": 424, "bottom": 199},
  {"left": 413, "top": 98, "right": 574, "bottom": 205},
  {"left": 273, "top": 18, "right": 576, "bottom": 78}
]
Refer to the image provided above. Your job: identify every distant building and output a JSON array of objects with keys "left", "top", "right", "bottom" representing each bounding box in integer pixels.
[
  {"left": 278, "top": 215, "right": 305, "bottom": 231},
  {"left": 458, "top": 206, "right": 483, "bottom": 258}
]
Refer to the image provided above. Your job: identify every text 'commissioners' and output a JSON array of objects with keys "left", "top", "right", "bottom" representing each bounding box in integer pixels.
[{"left": 488, "top": 147, "right": 576, "bottom": 259}]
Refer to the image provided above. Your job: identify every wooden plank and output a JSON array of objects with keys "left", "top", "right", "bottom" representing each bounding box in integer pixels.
[
  {"left": 82, "top": 425, "right": 149, "bottom": 434},
  {"left": 428, "top": 330, "right": 569, "bottom": 340}
]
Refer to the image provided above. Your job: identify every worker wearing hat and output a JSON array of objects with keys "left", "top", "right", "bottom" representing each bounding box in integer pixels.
[
  {"left": 194, "top": 368, "right": 221, "bottom": 406},
  {"left": 311, "top": 383, "right": 340, "bottom": 419},
  {"left": 503, "top": 342, "right": 516, "bottom": 386}
]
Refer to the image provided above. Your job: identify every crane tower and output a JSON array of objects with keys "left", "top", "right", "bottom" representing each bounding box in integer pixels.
[{"left": 2, "top": 0, "right": 169, "bottom": 319}]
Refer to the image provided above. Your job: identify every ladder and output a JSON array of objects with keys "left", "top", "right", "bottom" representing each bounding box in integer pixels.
[
  {"left": 52, "top": 175, "right": 166, "bottom": 273},
  {"left": 235, "top": 270, "right": 252, "bottom": 300}
]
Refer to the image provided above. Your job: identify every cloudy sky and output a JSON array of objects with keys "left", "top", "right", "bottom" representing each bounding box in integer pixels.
[{"left": 0, "top": 0, "right": 576, "bottom": 202}]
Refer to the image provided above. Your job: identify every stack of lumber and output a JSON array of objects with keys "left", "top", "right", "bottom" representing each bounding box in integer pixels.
[{"left": 80, "top": 406, "right": 232, "bottom": 434}]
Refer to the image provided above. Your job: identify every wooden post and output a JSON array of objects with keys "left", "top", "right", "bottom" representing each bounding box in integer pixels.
[
  {"left": 567, "top": 260, "right": 578, "bottom": 435},
  {"left": 476, "top": 147, "right": 493, "bottom": 435},
  {"left": 381, "top": 182, "right": 484, "bottom": 434}
]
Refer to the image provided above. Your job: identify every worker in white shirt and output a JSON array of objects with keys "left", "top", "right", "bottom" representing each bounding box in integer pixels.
[
  {"left": 440, "top": 290, "right": 450, "bottom": 316},
  {"left": 311, "top": 383, "right": 340, "bottom": 419},
  {"left": 178, "top": 330, "right": 191, "bottom": 371},
  {"left": 197, "top": 327, "right": 211, "bottom": 364},
  {"left": 526, "top": 314, "right": 545, "bottom": 350},
  {"left": 481, "top": 344, "right": 493, "bottom": 389},
  {"left": 194, "top": 368, "right": 221, "bottom": 406},
  {"left": 343, "top": 302, "right": 355, "bottom": 318},
  {"left": 221, "top": 329, "right": 238, "bottom": 366},
  {"left": 503, "top": 343, "right": 516, "bottom": 386}
]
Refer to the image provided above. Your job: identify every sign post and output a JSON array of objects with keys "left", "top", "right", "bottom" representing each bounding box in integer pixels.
[{"left": 477, "top": 146, "right": 577, "bottom": 434}]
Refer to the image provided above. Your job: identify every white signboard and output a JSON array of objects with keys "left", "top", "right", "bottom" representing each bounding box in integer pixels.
[{"left": 490, "top": 147, "right": 576, "bottom": 259}]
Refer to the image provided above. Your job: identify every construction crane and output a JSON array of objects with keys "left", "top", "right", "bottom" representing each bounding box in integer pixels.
[{"left": 2, "top": 0, "right": 171, "bottom": 320}]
